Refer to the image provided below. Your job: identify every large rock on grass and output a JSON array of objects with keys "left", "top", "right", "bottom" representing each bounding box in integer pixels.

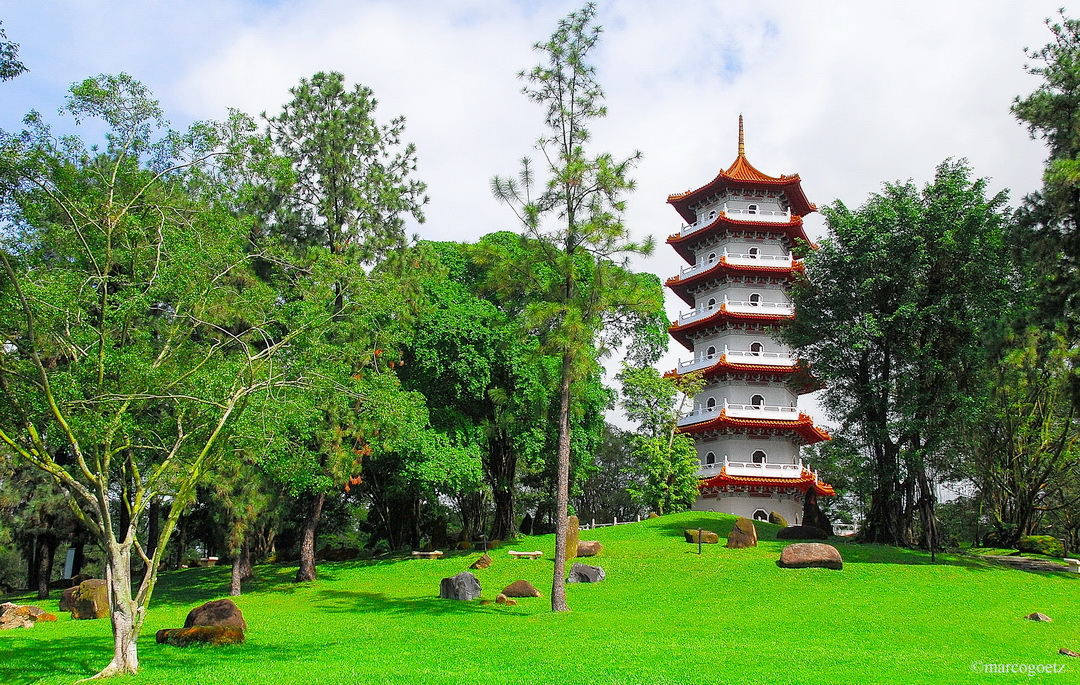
[
  {"left": 726, "top": 518, "right": 758, "bottom": 549},
  {"left": 70, "top": 579, "right": 109, "bottom": 619},
  {"left": 778, "top": 543, "right": 843, "bottom": 570},
  {"left": 567, "top": 563, "right": 605, "bottom": 584},
  {"left": 184, "top": 598, "right": 247, "bottom": 631},
  {"left": 156, "top": 626, "right": 245, "bottom": 646},
  {"left": 777, "top": 525, "right": 829, "bottom": 540},
  {"left": 576, "top": 541, "right": 602, "bottom": 557},
  {"left": 501, "top": 580, "right": 541, "bottom": 598},
  {"left": 768, "top": 511, "right": 789, "bottom": 527},
  {"left": 440, "top": 571, "right": 481, "bottom": 600},
  {"left": 470, "top": 553, "right": 492, "bottom": 570},
  {"left": 684, "top": 529, "right": 719, "bottom": 544},
  {"left": 565, "top": 516, "right": 580, "bottom": 560},
  {"left": 59, "top": 586, "right": 77, "bottom": 612}
]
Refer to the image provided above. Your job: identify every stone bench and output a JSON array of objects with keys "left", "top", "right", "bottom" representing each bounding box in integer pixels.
[
  {"left": 1064, "top": 558, "right": 1080, "bottom": 573},
  {"left": 411, "top": 551, "right": 444, "bottom": 560},
  {"left": 508, "top": 550, "right": 543, "bottom": 559}
]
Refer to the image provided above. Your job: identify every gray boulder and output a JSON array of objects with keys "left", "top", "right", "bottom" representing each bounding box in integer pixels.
[
  {"left": 439, "top": 571, "right": 481, "bottom": 600},
  {"left": 567, "top": 563, "right": 605, "bottom": 584}
]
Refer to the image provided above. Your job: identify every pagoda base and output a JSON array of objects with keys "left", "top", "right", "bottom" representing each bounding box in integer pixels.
[{"left": 692, "top": 489, "right": 804, "bottom": 525}]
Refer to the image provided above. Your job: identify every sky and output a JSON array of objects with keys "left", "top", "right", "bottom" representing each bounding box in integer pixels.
[{"left": 0, "top": 0, "right": 1068, "bottom": 427}]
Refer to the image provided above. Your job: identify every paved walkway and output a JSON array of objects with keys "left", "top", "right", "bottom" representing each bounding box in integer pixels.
[{"left": 965, "top": 553, "right": 1070, "bottom": 573}]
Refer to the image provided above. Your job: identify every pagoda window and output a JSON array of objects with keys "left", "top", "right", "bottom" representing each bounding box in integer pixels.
[
  {"left": 747, "top": 247, "right": 759, "bottom": 257},
  {"left": 753, "top": 509, "right": 769, "bottom": 522},
  {"left": 750, "top": 394, "right": 765, "bottom": 407},
  {"left": 707, "top": 297, "right": 717, "bottom": 309},
  {"left": 750, "top": 342, "right": 763, "bottom": 356},
  {"left": 708, "top": 210, "right": 717, "bottom": 220},
  {"left": 706, "top": 397, "right": 717, "bottom": 409},
  {"left": 705, "top": 452, "right": 716, "bottom": 465},
  {"left": 706, "top": 345, "right": 716, "bottom": 357},
  {"left": 749, "top": 293, "right": 762, "bottom": 306},
  {"left": 707, "top": 252, "right": 716, "bottom": 262},
  {"left": 747, "top": 204, "right": 758, "bottom": 215},
  {"left": 752, "top": 450, "right": 767, "bottom": 464}
]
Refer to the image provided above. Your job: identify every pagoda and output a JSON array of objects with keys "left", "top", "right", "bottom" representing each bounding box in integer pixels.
[{"left": 664, "top": 117, "right": 833, "bottom": 524}]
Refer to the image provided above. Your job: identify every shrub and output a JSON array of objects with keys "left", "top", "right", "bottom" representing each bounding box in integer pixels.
[{"left": 1017, "top": 535, "right": 1064, "bottom": 558}]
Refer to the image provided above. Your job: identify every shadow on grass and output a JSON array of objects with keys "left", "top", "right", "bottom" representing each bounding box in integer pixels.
[
  {"left": 149, "top": 555, "right": 420, "bottom": 608},
  {"left": 313, "top": 588, "right": 534, "bottom": 617},
  {"left": 0, "top": 629, "right": 307, "bottom": 685}
]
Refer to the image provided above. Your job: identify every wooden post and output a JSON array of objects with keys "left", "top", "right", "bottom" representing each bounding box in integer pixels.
[{"left": 698, "top": 528, "right": 703, "bottom": 555}]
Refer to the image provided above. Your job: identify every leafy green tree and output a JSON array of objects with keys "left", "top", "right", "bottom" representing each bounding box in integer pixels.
[
  {"left": 784, "top": 160, "right": 1013, "bottom": 550},
  {"left": 618, "top": 366, "right": 703, "bottom": 515},
  {"left": 1012, "top": 11, "right": 1080, "bottom": 333},
  {"left": 253, "top": 71, "right": 429, "bottom": 581},
  {"left": 965, "top": 329, "right": 1079, "bottom": 545},
  {"left": 574, "top": 424, "right": 644, "bottom": 523},
  {"left": 401, "top": 236, "right": 553, "bottom": 541},
  {"left": 0, "top": 74, "right": 320, "bottom": 677},
  {"left": 0, "top": 21, "right": 26, "bottom": 82},
  {"left": 491, "top": 3, "right": 664, "bottom": 611}
]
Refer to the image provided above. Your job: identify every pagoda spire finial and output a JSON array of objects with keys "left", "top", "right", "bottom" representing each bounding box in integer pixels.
[{"left": 738, "top": 114, "right": 745, "bottom": 158}]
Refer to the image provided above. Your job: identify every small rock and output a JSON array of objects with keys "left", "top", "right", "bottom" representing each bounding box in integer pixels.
[
  {"left": 1026, "top": 612, "right": 1053, "bottom": 622},
  {"left": 0, "top": 604, "right": 56, "bottom": 630},
  {"left": 777, "top": 525, "right": 829, "bottom": 540},
  {"left": 495, "top": 594, "right": 517, "bottom": 606},
  {"left": 456, "top": 540, "right": 473, "bottom": 551},
  {"left": 470, "top": 553, "right": 492, "bottom": 570},
  {"left": 576, "top": 541, "right": 602, "bottom": 557},
  {"left": 778, "top": 543, "right": 844, "bottom": 570},
  {"left": 726, "top": 517, "right": 758, "bottom": 549},
  {"left": 440, "top": 571, "right": 482, "bottom": 600},
  {"left": 684, "top": 529, "right": 719, "bottom": 544},
  {"left": 184, "top": 598, "right": 247, "bottom": 631},
  {"left": 567, "top": 563, "right": 605, "bottom": 584},
  {"left": 1059, "top": 648, "right": 1079, "bottom": 658},
  {"left": 501, "top": 580, "right": 541, "bottom": 598},
  {"left": 769, "top": 511, "right": 789, "bottom": 527}
]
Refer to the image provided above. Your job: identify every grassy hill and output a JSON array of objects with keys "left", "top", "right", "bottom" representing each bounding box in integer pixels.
[{"left": 2, "top": 511, "right": 1078, "bottom": 684}]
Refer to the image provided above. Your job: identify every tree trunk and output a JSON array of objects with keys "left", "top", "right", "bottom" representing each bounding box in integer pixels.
[
  {"left": 35, "top": 533, "right": 55, "bottom": 599},
  {"left": 488, "top": 438, "right": 518, "bottom": 542},
  {"left": 90, "top": 544, "right": 141, "bottom": 678},
  {"left": 71, "top": 542, "right": 84, "bottom": 578},
  {"left": 230, "top": 543, "right": 252, "bottom": 596},
  {"left": 25, "top": 536, "right": 39, "bottom": 592},
  {"left": 551, "top": 352, "right": 573, "bottom": 613},
  {"left": 143, "top": 498, "right": 160, "bottom": 575},
  {"left": 295, "top": 491, "right": 325, "bottom": 582}
]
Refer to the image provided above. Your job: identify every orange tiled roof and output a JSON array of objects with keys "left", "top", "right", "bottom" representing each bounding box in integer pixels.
[
  {"left": 668, "top": 305, "right": 793, "bottom": 351},
  {"left": 666, "top": 257, "right": 803, "bottom": 306},
  {"left": 666, "top": 214, "right": 810, "bottom": 265},
  {"left": 677, "top": 409, "right": 831, "bottom": 445},
  {"left": 699, "top": 467, "right": 835, "bottom": 496},
  {"left": 667, "top": 117, "right": 817, "bottom": 224}
]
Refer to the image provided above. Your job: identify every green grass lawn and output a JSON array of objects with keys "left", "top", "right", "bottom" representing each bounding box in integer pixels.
[{"left": 3, "top": 511, "right": 1078, "bottom": 684}]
